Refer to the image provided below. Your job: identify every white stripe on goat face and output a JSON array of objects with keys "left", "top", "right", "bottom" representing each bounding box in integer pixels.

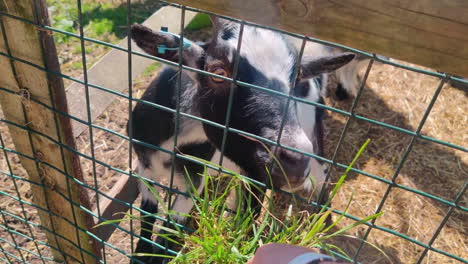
[{"left": 221, "top": 26, "right": 297, "bottom": 91}]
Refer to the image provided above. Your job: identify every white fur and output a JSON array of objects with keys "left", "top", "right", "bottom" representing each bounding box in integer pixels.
[
  {"left": 138, "top": 118, "right": 242, "bottom": 223},
  {"left": 170, "top": 180, "right": 205, "bottom": 223},
  {"left": 224, "top": 26, "right": 296, "bottom": 90},
  {"left": 138, "top": 120, "right": 207, "bottom": 205},
  {"left": 294, "top": 78, "right": 327, "bottom": 196},
  {"left": 335, "top": 58, "right": 368, "bottom": 96},
  {"left": 297, "top": 78, "right": 321, "bottom": 137}
]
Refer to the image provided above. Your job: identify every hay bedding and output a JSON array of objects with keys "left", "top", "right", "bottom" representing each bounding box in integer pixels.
[{"left": 1, "top": 36, "right": 467, "bottom": 263}]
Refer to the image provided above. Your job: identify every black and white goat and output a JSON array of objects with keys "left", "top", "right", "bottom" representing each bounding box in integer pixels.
[{"left": 128, "top": 17, "right": 357, "bottom": 263}]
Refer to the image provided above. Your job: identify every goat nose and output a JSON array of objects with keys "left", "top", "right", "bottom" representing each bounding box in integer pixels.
[{"left": 275, "top": 148, "right": 310, "bottom": 183}]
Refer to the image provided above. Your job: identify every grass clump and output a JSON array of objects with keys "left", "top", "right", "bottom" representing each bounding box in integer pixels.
[
  {"left": 47, "top": 0, "right": 162, "bottom": 43},
  {"left": 142, "top": 62, "right": 162, "bottom": 77},
  {"left": 103, "top": 139, "right": 383, "bottom": 263}
]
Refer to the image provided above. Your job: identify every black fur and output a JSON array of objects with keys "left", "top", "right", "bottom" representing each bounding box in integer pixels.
[
  {"left": 221, "top": 28, "right": 234, "bottom": 40},
  {"left": 294, "top": 80, "right": 310, "bottom": 98},
  {"left": 129, "top": 68, "right": 177, "bottom": 167},
  {"left": 314, "top": 96, "right": 325, "bottom": 157},
  {"left": 335, "top": 83, "right": 349, "bottom": 100},
  {"left": 198, "top": 55, "right": 308, "bottom": 186},
  {"left": 175, "top": 141, "right": 216, "bottom": 186},
  {"left": 130, "top": 68, "right": 216, "bottom": 263},
  {"left": 132, "top": 199, "right": 158, "bottom": 264}
]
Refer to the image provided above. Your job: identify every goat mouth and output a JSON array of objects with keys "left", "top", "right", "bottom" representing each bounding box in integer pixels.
[{"left": 268, "top": 167, "right": 310, "bottom": 188}]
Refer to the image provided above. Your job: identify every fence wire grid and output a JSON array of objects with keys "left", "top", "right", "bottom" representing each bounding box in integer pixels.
[{"left": 0, "top": 0, "right": 467, "bottom": 264}]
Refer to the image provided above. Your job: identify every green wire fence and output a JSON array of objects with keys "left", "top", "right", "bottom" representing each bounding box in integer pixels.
[{"left": 0, "top": 0, "right": 467, "bottom": 263}]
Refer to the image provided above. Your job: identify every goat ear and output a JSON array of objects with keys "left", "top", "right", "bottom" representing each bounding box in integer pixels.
[
  {"left": 301, "top": 53, "right": 356, "bottom": 79},
  {"left": 131, "top": 24, "right": 178, "bottom": 58},
  {"left": 130, "top": 24, "right": 204, "bottom": 68}
]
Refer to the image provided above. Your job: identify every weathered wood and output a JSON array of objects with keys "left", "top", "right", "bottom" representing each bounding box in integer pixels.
[
  {"left": 0, "top": 1, "right": 100, "bottom": 263},
  {"left": 166, "top": 0, "right": 468, "bottom": 77},
  {"left": 67, "top": 6, "right": 197, "bottom": 137},
  {"left": 93, "top": 174, "right": 139, "bottom": 242}
]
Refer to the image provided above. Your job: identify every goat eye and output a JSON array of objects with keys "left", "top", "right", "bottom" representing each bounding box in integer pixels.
[
  {"left": 294, "top": 81, "right": 310, "bottom": 97},
  {"left": 210, "top": 68, "right": 227, "bottom": 83}
]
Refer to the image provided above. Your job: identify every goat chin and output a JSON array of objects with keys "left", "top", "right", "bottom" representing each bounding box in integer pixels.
[
  {"left": 282, "top": 162, "right": 328, "bottom": 199},
  {"left": 281, "top": 177, "right": 324, "bottom": 198}
]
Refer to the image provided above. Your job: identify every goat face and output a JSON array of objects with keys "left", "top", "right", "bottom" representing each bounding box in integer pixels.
[{"left": 131, "top": 18, "right": 354, "bottom": 190}]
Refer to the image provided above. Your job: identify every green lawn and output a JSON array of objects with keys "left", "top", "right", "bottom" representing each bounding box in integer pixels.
[{"left": 47, "top": 0, "right": 162, "bottom": 84}]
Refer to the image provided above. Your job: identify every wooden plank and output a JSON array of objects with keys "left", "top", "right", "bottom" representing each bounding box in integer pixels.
[
  {"left": 67, "top": 6, "right": 197, "bottom": 137},
  {"left": 93, "top": 174, "right": 139, "bottom": 242},
  {"left": 166, "top": 0, "right": 468, "bottom": 77},
  {"left": 0, "top": 1, "right": 100, "bottom": 263}
]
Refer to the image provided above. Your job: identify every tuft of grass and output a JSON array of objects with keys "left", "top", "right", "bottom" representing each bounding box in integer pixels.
[
  {"left": 101, "top": 139, "right": 384, "bottom": 263},
  {"left": 87, "top": 18, "right": 114, "bottom": 36},
  {"left": 142, "top": 62, "right": 162, "bottom": 77},
  {"left": 185, "top": 13, "right": 212, "bottom": 31},
  {"left": 47, "top": 0, "right": 162, "bottom": 43},
  {"left": 71, "top": 61, "right": 83, "bottom": 70},
  {"left": 47, "top": 0, "right": 162, "bottom": 80},
  {"left": 47, "top": 0, "right": 78, "bottom": 44}
]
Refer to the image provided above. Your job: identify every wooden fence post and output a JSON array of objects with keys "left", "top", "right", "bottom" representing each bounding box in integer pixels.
[
  {"left": 165, "top": 0, "right": 468, "bottom": 77},
  {"left": 0, "top": 0, "right": 101, "bottom": 263}
]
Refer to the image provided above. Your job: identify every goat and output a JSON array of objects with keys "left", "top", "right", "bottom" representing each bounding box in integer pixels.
[{"left": 128, "top": 17, "right": 355, "bottom": 264}]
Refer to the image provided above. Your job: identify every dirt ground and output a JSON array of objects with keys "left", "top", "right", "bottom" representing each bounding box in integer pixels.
[
  {"left": 318, "top": 61, "right": 467, "bottom": 264},
  {"left": 1, "top": 18, "right": 467, "bottom": 264}
]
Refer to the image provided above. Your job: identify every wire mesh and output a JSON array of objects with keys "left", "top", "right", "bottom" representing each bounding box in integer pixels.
[{"left": 0, "top": 0, "right": 467, "bottom": 263}]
